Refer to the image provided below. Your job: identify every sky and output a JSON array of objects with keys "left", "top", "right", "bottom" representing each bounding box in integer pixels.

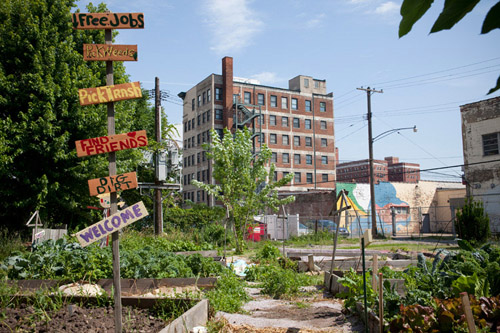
[{"left": 76, "top": 0, "right": 500, "bottom": 182}]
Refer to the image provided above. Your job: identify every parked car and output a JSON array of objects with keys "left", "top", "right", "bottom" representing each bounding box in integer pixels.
[{"left": 311, "top": 219, "right": 350, "bottom": 237}]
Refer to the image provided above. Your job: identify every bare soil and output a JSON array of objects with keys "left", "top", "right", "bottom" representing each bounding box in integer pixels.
[{"left": 0, "top": 304, "right": 167, "bottom": 333}]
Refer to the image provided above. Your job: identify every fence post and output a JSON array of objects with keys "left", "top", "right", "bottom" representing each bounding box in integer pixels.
[
  {"left": 460, "top": 292, "right": 477, "bottom": 333},
  {"left": 391, "top": 207, "right": 396, "bottom": 237}
]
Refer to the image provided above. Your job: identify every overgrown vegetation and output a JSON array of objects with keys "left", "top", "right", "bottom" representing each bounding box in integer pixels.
[
  {"left": 455, "top": 198, "right": 491, "bottom": 244},
  {"left": 337, "top": 240, "right": 500, "bottom": 332},
  {"left": 206, "top": 269, "right": 250, "bottom": 313}
]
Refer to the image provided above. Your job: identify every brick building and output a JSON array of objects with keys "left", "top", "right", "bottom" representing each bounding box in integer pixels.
[
  {"left": 179, "top": 57, "right": 336, "bottom": 205},
  {"left": 336, "top": 156, "right": 420, "bottom": 184}
]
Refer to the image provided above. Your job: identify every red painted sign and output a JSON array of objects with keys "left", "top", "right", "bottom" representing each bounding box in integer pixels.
[
  {"left": 88, "top": 172, "right": 138, "bottom": 196},
  {"left": 84, "top": 44, "right": 138, "bottom": 61},
  {"left": 72, "top": 13, "right": 144, "bottom": 30},
  {"left": 75, "top": 130, "right": 148, "bottom": 157},
  {"left": 78, "top": 81, "right": 142, "bottom": 106}
]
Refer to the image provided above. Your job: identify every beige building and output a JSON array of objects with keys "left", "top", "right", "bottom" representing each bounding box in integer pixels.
[{"left": 460, "top": 96, "right": 500, "bottom": 234}]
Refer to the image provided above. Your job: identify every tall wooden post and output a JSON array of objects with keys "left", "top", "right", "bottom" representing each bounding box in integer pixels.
[
  {"left": 105, "top": 28, "right": 122, "bottom": 332},
  {"left": 154, "top": 77, "right": 162, "bottom": 235}
]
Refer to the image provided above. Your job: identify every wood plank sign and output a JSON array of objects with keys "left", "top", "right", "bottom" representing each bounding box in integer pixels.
[
  {"left": 75, "top": 130, "right": 148, "bottom": 157},
  {"left": 74, "top": 201, "right": 148, "bottom": 247},
  {"left": 72, "top": 13, "right": 144, "bottom": 30},
  {"left": 84, "top": 44, "right": 138, "bottom": 61},
  {"left": 88, "top": 172, "right": 138, "bottom": 196},
  {"left": 78, "top": 81, "right": 142, "bottom": 106}
]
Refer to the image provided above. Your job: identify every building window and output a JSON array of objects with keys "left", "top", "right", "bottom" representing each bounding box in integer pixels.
[
  {"left": 207, "top": 89, "right": 211, "bottom": 102},
  {"left": 294, "top": 136, "right": 300, "bottom": 146},
  {"left": 294, "top": 172, "right": 301, "bottom": 183},
  {"left": 257, "top": 93, "right": 265, "bottom": 105},
  {"left": 294, "top": 154, "right": 301, "bottom": 164},
  {"left": 315, "top": 80, "right": 320, "bottom": 88},
  {"left": 322, "top": 174, "right": 328, "bottom": 182},
  {"left": 215, "top": 87, "right": 222, "bottom": 100},
  {"left": 270, "top": 133, "right": 277, "bottom": 144},
  {"left": 306, "top": 154, "right": 312, "bottom": 165},
  {"left": 283, "top": 171, "right": 289, "bottom": 179},
  {"left": 273, "top": 171, "right": 277, "bottom": 181},
  {"left": 322, "top": 156, "right": 328, "bottom": 164},
  {"left": 483, "top": 132, "right": 499, "bottom": 156},
  {"left": 215, "top": 109, "right": 223, "bottom": 120},
  {"left": 305, "top": 137, "right": 312, "bottom": 147},
  {"left": 197, "top": 115, "right": 201, "bottom": 126},
  {"left": 191, "top": 99, "right": 195, "bottom": 111},
  {"left": 270, "top": 95, "right": 277, "bottom": 107},
  {"left": 207, "top": 110, "right": 211, "bottom": 121},
  {"left": 305, "top": 100, "right": 311, "bottom": 111},
  {"left": 216, "top": 128, "right": 224, "bottom": 139},
  {"left": 197, "top": 134, "right": 200, "bottom": 145},
  {"left": 244, "top": 91, "right": 251, "bottom": 104},
  {"left": 281, "top": 96, "right": 288, "bottom": 109},
  {"left": 257, "top": 114, "right": 265, "bottom": 125},
  {"left": 305, "top": 119, "right": 312, "bottom": 129},
  {"left": 282, "top": 134, "right": 289, "bottom": 145},
  {"left": 293, "top": 118, "right": 300, "bottom": 128},
  {"left": 291, "top": 98, "right": 298, "bottom": 110},
  {"left": 271, "top": 152, "right": 277, "bottom": 163},
  {"left": 202, "top": 151, "right": 206, "bottom": 161},
  {"left": 304, "top": 78, "right": 309, "bottom": 88},
  {"left": 320, "top": 120, "right": 327, "bottom": 130},
  {"left": 320, "top": 102, "right": 326, "bottom": 112},
  {"left": 307, "top": 173, "right": 313, "bottom": 184},
  {"left": 283, "top": 153, "right": 290, "bottom": 163},
  {"left": 197, "top": 95, "right": 201, "bottom": 107},
  {"left": 257, "top": 133, "right": 265, "bottom": 143},
  {"left": 270, "top": 115, "right": 276, "bottom": 126},
  {"left": 192, "top": 119, "right": 195, "bottom": 129},
  {"left": 202, "top": 92, "right": 206, "bottom": 105},
  {"left": 202, "top": 112, "right": 206, "bottom": 123},
  {"left": 321, "top": 138, "right": 327, "bottom": 147},
  {"left": 282, "top": 116, "right": 289, "bottom": 127}
]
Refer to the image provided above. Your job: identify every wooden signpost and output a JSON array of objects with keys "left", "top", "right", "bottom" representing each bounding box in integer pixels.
[
  {"left": 78, "top": 81, "right": 142, "bottom": 106},
  {"left": 72, "top": 13, "right": 144, "bottom": 29},
  {"left": 88, "top": 172, "right": 138, "bottom": 196},
  {"left": 84, "top": 44, "right": 138, "bottom": 61},
  {"left": 75, "top": 201, "right": 148, "bottom": 247},
  {"left": 75, "top": 130, "right": 148, "bottom": 157},
  {"left": 73, "top": 10, "right": 145, "bottom": 332}
]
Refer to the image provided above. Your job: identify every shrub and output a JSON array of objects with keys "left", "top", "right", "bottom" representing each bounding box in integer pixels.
[
  {"left": 455, "top": 198, "right": 490, "bottom": 244},
  {"left": 206, "top": 269, "right": 250, "bottom": 313}
]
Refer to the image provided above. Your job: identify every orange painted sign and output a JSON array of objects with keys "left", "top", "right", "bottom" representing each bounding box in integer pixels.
[
  {"left": 75, "top": 130, "right": 148, "bottom": 157},
  {"left": 78, "top": 81, "right": 142, "bottom": 106},
  {"left": 84, "top": 44, "right": 138, "bottom": 61},
  {"left": 72, "top": 13, "right": 144, "bottom": 30},
  {"left": 88, "top": 172, "right": 138, "bottom": 196}
]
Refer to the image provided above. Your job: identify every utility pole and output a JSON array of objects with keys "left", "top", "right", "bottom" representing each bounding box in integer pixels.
[
  {"left": 357, "top": 86, "right": 383, "bottom": 239},
  {"left": 154, "top": 77, "right": 162, "bottom": 235}
]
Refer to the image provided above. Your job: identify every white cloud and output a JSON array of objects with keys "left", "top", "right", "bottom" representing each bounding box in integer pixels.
[
  {"left": 205, "top": 0, "right": 263, "bottom": 54},
  {"left": 250, "top": 72, "right": 282, "bottom": 85},
  {"left": 306, "top": 13, "right": 326, "bottom": 29},
  {"left": 373, "top": 1, "right": 400, "bottom": 15}
]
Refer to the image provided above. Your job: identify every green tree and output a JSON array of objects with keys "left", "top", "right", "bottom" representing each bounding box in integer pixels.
[
  {"left": 399, "top": 0, "right": 500, "bottom": 94},
  {"left": 0, "top": 0, "right": 156, "bottom": 231},
  {"left": 193, "top": 128, "right": 294, "bottom": 254},
  {"left": 455, "top": 197, "right": 491, "bottom": 244}
]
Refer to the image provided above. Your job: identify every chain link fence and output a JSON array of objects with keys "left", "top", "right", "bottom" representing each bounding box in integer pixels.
[{"left": 300, "top": 205, "right": 457, "bottom": 238}]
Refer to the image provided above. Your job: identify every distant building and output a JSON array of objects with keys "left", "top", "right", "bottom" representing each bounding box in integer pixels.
[
  {"left": 179, "top": 56, "right": 336, "bottom": 205},
  {"left": 460, "top": 96, "right": 500, "bottom": 233},
  {"left": 336, "top": 156, "right": 420, "bottom": 184}
]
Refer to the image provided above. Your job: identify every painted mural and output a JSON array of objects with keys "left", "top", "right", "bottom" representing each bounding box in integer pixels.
[{"left": 336, "top": 182, "right": 414, "bottom": 236}]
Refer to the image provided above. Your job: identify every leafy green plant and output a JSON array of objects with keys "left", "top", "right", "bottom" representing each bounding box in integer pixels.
[
  {"left": 337, "top": 268, "right": 375, "bottom": 310},
  {"left": 255, "top": 243, "right": 281, "bottom": 261},
  {"left": 455, "top": 198, "right": 491, "bottom": 244},
  {"left": 206, "top": 269, "right": 250, "bottom": 313}
]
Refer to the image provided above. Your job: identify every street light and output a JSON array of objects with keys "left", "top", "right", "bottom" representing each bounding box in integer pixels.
[{"left": 368, "top": 125, "right": 417, "bottom": 238}]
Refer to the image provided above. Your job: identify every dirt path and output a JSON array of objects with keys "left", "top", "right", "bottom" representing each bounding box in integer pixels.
[{"left": 216, "top": 283, "right": 364, "bottom": 332}]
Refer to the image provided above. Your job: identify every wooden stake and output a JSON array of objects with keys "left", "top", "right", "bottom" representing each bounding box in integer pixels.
[
  {"left": 460, "top": 292, "right": 477, "bottom": 333},
  {"left": 105, "top": 27, "right": 122, "bottom": 333},
  {"left": 308, "top": 254, "right": 315, "bottom": 272},
  {"left": 379, "top": 272, "right": 384, "bottom": 333},
  {"left": 372, "top": 254, "right": 378, "bottom": 292}
]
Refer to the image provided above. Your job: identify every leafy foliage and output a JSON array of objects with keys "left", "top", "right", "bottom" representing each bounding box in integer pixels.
[
  {"left": 455, "top": 198, "right": 491, "bottom": 244},
  {"left": 192, "top": 128, "right": 294, "bottom": 254},
  {"left": 206, "top": 269, "right": 250, "bottom": 313},
  {"left": 0, "top": 0, "right": 158, "bottom": 232},
  {"left": 398, "top": 0, "right": 500, "bottom": 94},
  {"left": 0, "top": 233, "right": 220, "bottom": 281}
]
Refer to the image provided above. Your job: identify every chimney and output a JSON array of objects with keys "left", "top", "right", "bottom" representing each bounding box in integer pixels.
[{"left": 222, "top": 56, "right": 234, "bottom": 130}]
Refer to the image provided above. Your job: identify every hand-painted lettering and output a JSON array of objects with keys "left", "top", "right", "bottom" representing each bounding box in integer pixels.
[
  {"left": 72, "top": 13, "right": 144, "bottom": 30},
  {"left": 132, "top": 203, "right": 143, "bottom": 218}
]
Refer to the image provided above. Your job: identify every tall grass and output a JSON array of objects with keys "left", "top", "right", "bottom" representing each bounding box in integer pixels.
[{"left": 0, "top": 227, "right": 27, "bottom": 262}]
